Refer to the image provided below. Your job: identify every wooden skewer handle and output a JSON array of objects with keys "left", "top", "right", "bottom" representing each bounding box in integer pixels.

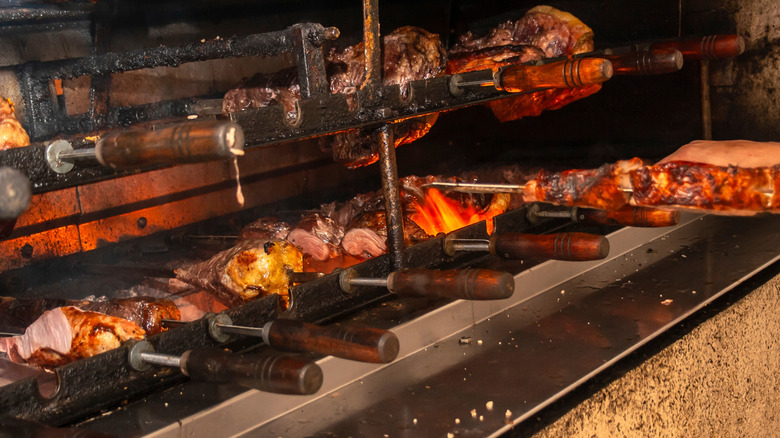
[
  {"left": 96, "top": 120, "right": 244, "bottom": 170},
  {"left": 649, "top": 35, "right": 745, "bottom": 60},
  {"left": 388, "top": 268, "right": 514, "bottom": 301},
  {"left": 577, "top": 206, "right": 680, "bottom": 227},
  {"left": 498, "top": 58, "right": 613, "bottom": 93},
  {"left": 181, "top": 348, "right": 323, "bottom": 395},
  {"left": 603, "top": 49, "right": 683, "bottom": 75},
  {"left": 490, "top": 232, "right": 609, "bottom": 261},
  {"left": 264, "top": 319, "right": 400, "bottom": 364}
]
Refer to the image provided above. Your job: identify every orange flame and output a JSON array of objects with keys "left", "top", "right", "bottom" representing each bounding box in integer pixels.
[{"left": 409, "top": 188, "right": 501, "bottom": 235}]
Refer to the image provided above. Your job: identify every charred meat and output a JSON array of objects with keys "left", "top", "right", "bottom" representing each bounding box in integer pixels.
[
  {"left": 522, "top": 158, "right": 643, "bottom": 211},
  {"left": 448, "top": 5, "right": 599, "bottom": 123},
  {"left": 630, "top": 161, "right": 778, "bottom": 213},
  {"left": 223, "top": 26, "right": 447, "bottom": 168},
  {"left": 82, "top": 298, "right": 180, "bottom": 336},
  {"left": 175, "top": 240, "right": 303, "bottom": 308}
]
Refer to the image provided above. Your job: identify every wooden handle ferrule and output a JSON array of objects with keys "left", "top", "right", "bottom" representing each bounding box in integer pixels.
[
  {"left": 96, "top": 120, "right": 244, "bottom": 170},
  {"left": 489, "top": 232, "right": 609, "bottom": 261},
  {"left": 265, "top": 319, "right": 399, "bottom": 363},
  {"left": 498, "top": 58, "right": 613, "bottom": 93}
]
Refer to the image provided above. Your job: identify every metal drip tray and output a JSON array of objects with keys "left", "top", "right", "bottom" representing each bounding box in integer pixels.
[{"left": 79, "top": 213, "right": 780, "bottom": 437}]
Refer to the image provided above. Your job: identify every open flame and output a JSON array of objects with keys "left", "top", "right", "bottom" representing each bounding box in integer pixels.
[{"left": 409, "top": 188, "right": 503, "bottom": 236}]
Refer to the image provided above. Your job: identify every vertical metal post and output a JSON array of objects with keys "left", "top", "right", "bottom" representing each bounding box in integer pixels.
[
  {"left": 377, "top": 125, "right": 404, "bottom": 271},
  {"left": 362, "top": 0, "right": 382, "bottom": 95}
]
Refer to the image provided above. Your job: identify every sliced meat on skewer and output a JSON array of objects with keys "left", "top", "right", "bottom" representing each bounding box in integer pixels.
[
  {"left": 286, "top": 214, "right": 344, "bottom": 261},
  {"left": 342, "top": 210, "right": 430, "bottom": 259},
  {"left": 0, "top": 307, "right": 145, "bottom": 369},
  {"left": 521, "top": 158, "right": 644, "bottom": 210}
]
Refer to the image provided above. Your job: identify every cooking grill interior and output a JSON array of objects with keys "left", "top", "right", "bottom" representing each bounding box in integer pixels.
[{"left": 0, "top": 0, "right": 777, "bottom": 434}]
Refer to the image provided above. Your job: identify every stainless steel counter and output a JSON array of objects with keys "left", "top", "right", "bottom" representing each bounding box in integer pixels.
[{"left": 79, "top": 212, "right": 780, "bottom": 437}]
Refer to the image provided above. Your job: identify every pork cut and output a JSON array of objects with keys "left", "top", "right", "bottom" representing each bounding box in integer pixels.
[
  {"left": 82, "top": 297, "right": 180, "bottom": 336},
  {"left": 286, "top": 213, "right": 344, "bottom": 261},
  {"left": 175, "top": 240, "right": 303, "bottom": 308},
  {"left": 519, "top": 156, "right": 780, "bottom": 214},
  {"left": 341, "top": 210, "right": 430, "bottom": 259},
  {"left": 0, "top": 307, "right": 145, "bottom": 369}
]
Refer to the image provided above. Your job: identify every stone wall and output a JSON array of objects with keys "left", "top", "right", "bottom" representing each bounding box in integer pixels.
[{"left": 528, "top": 272, "right": 780, "bottom": 437}]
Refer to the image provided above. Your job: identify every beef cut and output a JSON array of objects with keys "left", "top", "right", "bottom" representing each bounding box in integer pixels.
[
  {"left": 222, "top": 26, "right": 447, "bottom": 168},
  {"left": 0, "top": 307, "right": 145, "bottom": 369},
  {"left": 447, "top": 5, "right": 599, "bottom": 122}
]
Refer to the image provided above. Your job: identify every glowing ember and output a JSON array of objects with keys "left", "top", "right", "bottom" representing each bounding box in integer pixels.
[{"left": 409, "top": 188, "right": 502, "bottom": 235}]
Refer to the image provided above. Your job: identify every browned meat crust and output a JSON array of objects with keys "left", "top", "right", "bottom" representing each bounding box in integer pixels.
[
  {"left": 175, "top": 240, "right": 303, "bottom": 308},
  {"left": 447, "top": 5, "right": 598, "bottom": 123},
  {"left": 630, "top": 161, "right": 778, "bottom": 212},
  {"left": 222, "top": 26, "right": 447, "bottom": 168}
]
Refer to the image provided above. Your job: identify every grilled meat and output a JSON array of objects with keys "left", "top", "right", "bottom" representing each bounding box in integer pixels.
[
  {"left": 522, "top": 158, "right": 644, "bottom": 211},
  {"left": 223, "top": 26, "right": 447, "bottom": 168},
  {"left": 238, "top": 216, "right": 291, "bottom": 241},
  {"left": 0, "top": 98, "right": 29, "bottom": 150},
  {"left": 341, "top": 210, "right": 430, "bottom": 259},
  {"left": 320, "top": 26, "right": 446, "bottom": 167},
  {"left": 519, "top": 157, "right": 780, "bottom": 214},
  {"left": 286, "top": 214, "right": 344, "bottom": 261},
  {"left": 175, "top": 240, "right": 303, "bottom": 308},
  {"left": 0, "top": 307, "right": 145, "bottom": 369},
  {"left": 1, "top": 296, "right": 179, "bottom": 336},
  {"left": 82, "top": 298, "right": 180, "bottom": 336},
  {"left": 447, "top": 5, "right": 599, "bottom": 123},
  {"left": 630, "top": 161, "right": 778, "bottom": 212}
]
